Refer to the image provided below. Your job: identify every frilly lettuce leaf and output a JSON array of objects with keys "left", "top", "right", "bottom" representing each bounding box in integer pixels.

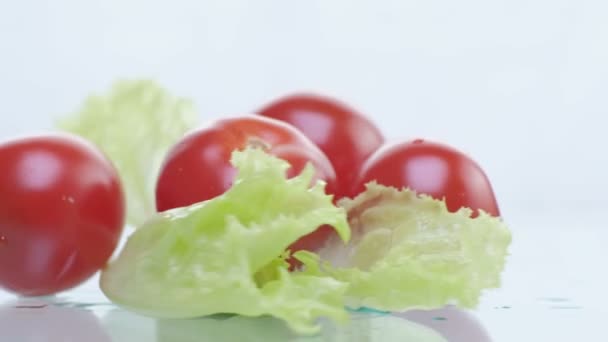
[
  {"left": 300, "top": 182, "right": 511, "bottom": 311},
  {"left": 57, "top": 80, "right": 198, "bottom": 226},
  {"left": 100, "top": 148, "right": 350, "bottom": 334}
]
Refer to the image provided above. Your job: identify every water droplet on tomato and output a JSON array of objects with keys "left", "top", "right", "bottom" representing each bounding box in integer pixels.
[
  {"left": 0, "top": 235, "right": 7, "bottom": 245},
  {"left": 412, "top": 138, "right": 425, "bottom": 144}
]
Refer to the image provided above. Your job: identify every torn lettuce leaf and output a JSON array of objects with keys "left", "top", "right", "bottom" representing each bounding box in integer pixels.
[
  {"left": 57, "top": 80, "right": 198, "bottom": 226},
  {"left": 100, "top": 148, "right": 350, "bottom": 334},
  {"left": 299, "top": 182, "right": 512, "bottom": 311}
]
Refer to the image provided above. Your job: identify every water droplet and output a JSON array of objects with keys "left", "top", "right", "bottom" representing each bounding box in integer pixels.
[
  {"left": 350, "top": 307, "right": 390, "bottom": 315},
  {"left": 0, "top": 235, "right": 6, "bottom": 245},
  {"left": 412, "top": 138, "right": 425, "bottom": 144}
]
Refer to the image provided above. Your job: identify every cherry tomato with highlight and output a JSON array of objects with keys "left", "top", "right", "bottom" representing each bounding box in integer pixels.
[
  {"left": 0, "top": 134, "right": 125, "bottom": 296},
  {"left": 352, "top": 139, "right": 500, "bottom": 216},
  {"left": 155, "top": 115, "right": 338, "bottom": 255},
  {"left": 257, "top": 93, "right": 385, "bottom": 198}
]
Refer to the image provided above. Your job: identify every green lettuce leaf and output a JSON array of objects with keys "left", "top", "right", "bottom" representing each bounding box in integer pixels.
[
  {"left": 299, "top": 182, "right": 512, "bottom": 311},
  {"left": 57, "top": 80, "right": 198, "bottom": 226},
  {"left": 100, "top": 148, "right": 351, "bottom": 334}
]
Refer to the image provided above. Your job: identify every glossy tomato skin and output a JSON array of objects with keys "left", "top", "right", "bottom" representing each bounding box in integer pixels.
[
  {"left": 257, "top": 93, "right": 385, "bottom": 198},
  {"left": 0, "top": 134, "right": 125, "bottom": 296},
  {"left": 155, "top": 115, "right": 337, "bottom": 211},
  {"left": 353, "top": 139, "right": 500, "bottom": 216},
  {"left": 155, "top": 116, "right": 338, "bottom": 257}
]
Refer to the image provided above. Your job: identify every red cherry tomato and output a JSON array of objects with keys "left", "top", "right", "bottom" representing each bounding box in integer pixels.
[
  {"left": 257, "top": 93, "right": 385, "bottom": 198},
  {"left": 0, "top": 134, "right": 125, "bottom": 296},
  {"left": 353, "top": 139, "right": 500, "bottom": 216},
  {"left": 155, "top": 115, "right": 338, "bottom": 255}
]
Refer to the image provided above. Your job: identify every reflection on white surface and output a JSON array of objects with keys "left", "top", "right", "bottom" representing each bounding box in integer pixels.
[
  {"left": 0, "top": 296, "right": 493, "bottom": 342},
  {"left": 102, "top": 306, "right": 157, "bottom": 342},
  {"left": 0, "top": 298, "right": 112, "bottom": 342},
  {"left": 398, "top": 306, "right": 492, "bottom": 342},
  {"left": 104, "top": 308, "right": 448, "bottom": 342}
]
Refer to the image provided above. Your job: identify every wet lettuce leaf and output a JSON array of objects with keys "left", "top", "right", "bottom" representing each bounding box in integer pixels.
[
  {"left": 299, "top": 182, "right": 512, "bottom": 311},
  {"left": 100, "top": 148, "right": 350, "bottom": 334}
]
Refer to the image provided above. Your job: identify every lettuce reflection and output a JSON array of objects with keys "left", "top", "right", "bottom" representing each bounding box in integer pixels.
[
  {"left": 156, "top": 312, "right": 446, "bottom": 342},
  {"left": 103, "top": 306, "right": 490, "bottom": 342}
]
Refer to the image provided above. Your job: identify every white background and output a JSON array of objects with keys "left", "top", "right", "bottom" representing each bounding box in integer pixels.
[
  {"left": 1, "top": 0, "right": 607, "bottom": 217},
  {"left": 1, "top": 1, "right": 607, "bottom": 340}
]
